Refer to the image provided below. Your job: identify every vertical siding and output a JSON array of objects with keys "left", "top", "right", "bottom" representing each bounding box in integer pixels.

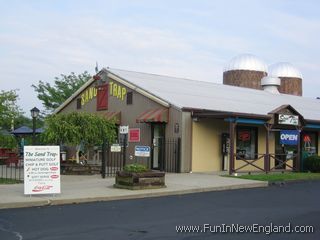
[{"left": 58, "top": 73, "right": 182, "bottom": 167}]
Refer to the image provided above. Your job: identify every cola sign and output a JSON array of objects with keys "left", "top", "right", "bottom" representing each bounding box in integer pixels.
[{"left": 278, "top": 114, "right": 299, "bottom": 126}]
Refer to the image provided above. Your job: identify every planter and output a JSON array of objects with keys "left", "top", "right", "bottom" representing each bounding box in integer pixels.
[{"left": 114, "top": 171, "right": 166, "bottom": 190}]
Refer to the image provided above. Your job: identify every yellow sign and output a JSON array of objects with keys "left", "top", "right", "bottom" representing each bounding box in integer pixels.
[
  {"left": 81, "top": 87, "right": 97, "bottom": 106},
  {"left": 109, "top": 81, "right": 127, "bottom": 101}
]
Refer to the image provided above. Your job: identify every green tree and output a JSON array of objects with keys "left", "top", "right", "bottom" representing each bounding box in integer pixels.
[
  {"left": 32, "top": 71, "right": 91, "bottom": 113},
  {"left": 0, "top": 90, "right": 21, "bottom": 130},
  {"left": 42, "top": 112, "right": 116, "bottom": 148}
]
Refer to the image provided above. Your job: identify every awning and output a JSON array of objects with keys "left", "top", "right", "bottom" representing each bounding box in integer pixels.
[
  {"left": 136, "top": 108, "right": 168, "bottom": 123},
  {"left": 98, "top": 111, "right": 121, "bottom": 124}
]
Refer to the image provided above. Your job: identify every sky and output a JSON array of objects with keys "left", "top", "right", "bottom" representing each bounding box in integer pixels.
[{"left": 1, "top": 0, "right": 320, "bottom": 115}]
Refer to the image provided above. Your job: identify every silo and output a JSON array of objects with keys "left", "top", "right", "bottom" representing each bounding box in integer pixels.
[
  {"left": 268, "top": 62, "right": 302, "bottom": 96},
  {"left": 223, "top": 54, "right": 267, "bottom": 90}
]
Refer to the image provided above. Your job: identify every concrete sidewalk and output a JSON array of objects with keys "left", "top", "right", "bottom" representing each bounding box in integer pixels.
[{"left": 0, "top": 173, "right": 268, "bottom": 209}]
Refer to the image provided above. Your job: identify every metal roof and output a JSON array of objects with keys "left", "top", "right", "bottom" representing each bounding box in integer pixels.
[{"left": 107, "top": 68, "right": 320, "bottom": 121}]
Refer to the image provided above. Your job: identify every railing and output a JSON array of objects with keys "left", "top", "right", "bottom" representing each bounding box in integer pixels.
[
  {"left": 234, "top": 154, "right": 265, "bottom": 172},
  {"left": 233, "top": 153, "right": 297, "bottom": 173}
]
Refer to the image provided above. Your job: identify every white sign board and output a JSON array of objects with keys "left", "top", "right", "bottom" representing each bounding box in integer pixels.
[
  {"left": 134, "top": 146, "right": 151, "bottom": 157},
  {"left": 119, "top": 125, "right": 129, "bottom": 134},
  {"left": 278, "top": 114, "right": 299, "bottom": 126},
  {"left": 24, "top": 146, "right": 61, "bottom": 195},
  {"left": 110, "top": 144, "right": 121, "bottom": 152}
]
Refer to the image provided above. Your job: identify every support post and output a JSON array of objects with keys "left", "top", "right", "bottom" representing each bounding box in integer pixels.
[
  {"left": 295, "top": 128, "right": 302, "bottom": 172},
  {"left": 229, "top": 120, "right": 236, "bottom": 175},
  {"left": 32, "top": 116, "right": 36, "bottom": 145},
  {"left": 101, "top": 139, "right": 106, "bottom": 178},
  {"left": 264, "top": 124, "right": 271, "bottom": 173}
]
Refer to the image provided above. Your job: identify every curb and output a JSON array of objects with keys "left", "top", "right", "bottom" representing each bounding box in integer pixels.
[
  {"left": 268, "top": 178, "right": 320, "bottom": 186},
  {"left": 0, "top": 182, "right": 268, "bottom": 209}
]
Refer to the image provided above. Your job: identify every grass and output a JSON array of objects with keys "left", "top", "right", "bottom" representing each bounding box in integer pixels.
[
  {"left": 231, "top": 172, "right": 320, "bottom": 182},
  {"left": 0, "top": 178, "right": 22, "bottom": 184}
]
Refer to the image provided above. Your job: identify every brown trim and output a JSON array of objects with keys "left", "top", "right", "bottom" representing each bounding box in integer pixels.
[{"left": 187, "top": 109, "right": 271, "bottom": 120}]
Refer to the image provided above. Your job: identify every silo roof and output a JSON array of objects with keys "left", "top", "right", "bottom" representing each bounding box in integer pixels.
[
  {"left": 224, "top": 54, "right": 267, "bottom": 72},
  {"left": 268, "top": 62, "right": 302, "bottom": 78}
]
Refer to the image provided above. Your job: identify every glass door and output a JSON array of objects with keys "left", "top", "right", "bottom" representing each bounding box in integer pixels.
[{"left": 151, "top": 124, "right": 165, "bottom": 170}]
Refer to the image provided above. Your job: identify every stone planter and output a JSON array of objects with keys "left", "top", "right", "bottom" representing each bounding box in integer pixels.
[{"left": 114, "top": 171, "right": 166, "bottom": 190}]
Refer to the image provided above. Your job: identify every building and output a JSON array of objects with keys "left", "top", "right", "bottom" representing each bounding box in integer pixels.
[{"left": 55, "top": 65, "right": 320, "bottom": 174}]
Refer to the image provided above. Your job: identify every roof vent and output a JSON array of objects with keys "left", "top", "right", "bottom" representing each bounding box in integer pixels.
[{"left": 261, "top": 76, "right": 281, "bottom": 94}]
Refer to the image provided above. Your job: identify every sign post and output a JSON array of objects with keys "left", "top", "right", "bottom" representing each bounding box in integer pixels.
[
  {"left": 24, "top": 146, "right": 60, "bottom": 195},
  {"left": 119, "top": 125, "right": 128, "bottom": 166}
]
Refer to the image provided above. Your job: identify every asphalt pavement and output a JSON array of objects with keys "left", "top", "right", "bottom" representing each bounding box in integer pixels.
[{"left": 0, "top": 181, "right": 319, "bottom": 240}]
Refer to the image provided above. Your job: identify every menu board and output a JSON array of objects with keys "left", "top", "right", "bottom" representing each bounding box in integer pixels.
[{"left": 24, "top": 146, "right": 61, "bottom": 195}]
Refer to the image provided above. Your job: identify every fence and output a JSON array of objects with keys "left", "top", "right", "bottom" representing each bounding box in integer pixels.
[
  {"left": 0, "top": 162, "right": 24, "bottom": 181},
  {"left": 233, "top": 153, "right": 298, "bottom": 173},
  {"left": 99, "top": 137, "right": 181, "bottom": 177}
]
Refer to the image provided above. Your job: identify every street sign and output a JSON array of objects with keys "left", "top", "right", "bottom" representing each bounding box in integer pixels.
[
  {"left": 134, "top": 146, "right": 151, "bottom": 157},
  {"left": 119, "top": 125, "right": 129, "bottom": 134},
  {"left": 24, "top": 146, "right": 61, "bottom": 195},
  {"left": 110, "top": 144, "right": 121, "bottom": 152}
]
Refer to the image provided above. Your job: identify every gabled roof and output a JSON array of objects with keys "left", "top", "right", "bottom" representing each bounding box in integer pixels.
[
  {"left": 107, "top": 68, "right": 320, "bottom": 121},
  {"left": 55, "top": 68, "right": 320, "bottom": 122}
]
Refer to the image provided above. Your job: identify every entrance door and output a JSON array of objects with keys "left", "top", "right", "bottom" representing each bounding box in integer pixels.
[
  {"left": 151, "top": 124, "right": 165, "bottom": 170},
  {"left": 275, "top": 132, "right": 298, "bottom": 169}
]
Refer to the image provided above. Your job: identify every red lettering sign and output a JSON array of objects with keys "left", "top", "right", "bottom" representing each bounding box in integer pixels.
[{"left": 129, "top": 128, "right": 140, "bottom": 142}]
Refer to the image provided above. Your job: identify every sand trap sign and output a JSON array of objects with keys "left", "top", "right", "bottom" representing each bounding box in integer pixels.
[{"left": 24, "top": 146, "right": 61, "bottom": 195}]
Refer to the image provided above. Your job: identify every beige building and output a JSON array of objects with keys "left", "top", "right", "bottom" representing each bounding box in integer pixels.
[{"left": 55, "top": 66, "right": 320, "bottom": 175}]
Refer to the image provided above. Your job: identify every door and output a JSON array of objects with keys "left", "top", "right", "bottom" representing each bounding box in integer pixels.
[
  {"left": 151, "top": 124, "right": 165, "bottom": 170},
  {"left": 275, "top": 131, "right": 298, "bottom": 169}
]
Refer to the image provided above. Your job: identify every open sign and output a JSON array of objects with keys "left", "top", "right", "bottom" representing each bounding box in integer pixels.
[{"left": 280, "top": 130, "right": 299, "bottom": 145}]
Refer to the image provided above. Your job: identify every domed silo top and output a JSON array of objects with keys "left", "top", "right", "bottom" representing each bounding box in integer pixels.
[
  {"left": 268, "top": 62, "right": 302, "bottom": 79},
  {"left": 224, "top": 54, "right": 268, "bottom": 72}
]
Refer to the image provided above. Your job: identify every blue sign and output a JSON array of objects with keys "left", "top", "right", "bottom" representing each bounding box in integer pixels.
[
  {"left": 134, "top": 146, "right": 151, "bottom": 157},
  {"left": 280, "top": 130, "right": 299, "bottom": 145}
]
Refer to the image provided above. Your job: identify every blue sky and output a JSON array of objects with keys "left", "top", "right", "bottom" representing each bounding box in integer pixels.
[{"left": 1, "top": 0, "right": 320, "bottom": 114}]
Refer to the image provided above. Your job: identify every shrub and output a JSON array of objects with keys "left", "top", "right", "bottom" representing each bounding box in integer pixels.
[
  {"left": 303, "top": 155, "right": 320, "bottom": 172},
  {"left": 123, "top": 163, "right": 148, "bottom": 173}
]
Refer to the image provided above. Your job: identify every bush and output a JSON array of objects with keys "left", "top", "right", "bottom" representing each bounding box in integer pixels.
[
  {"left": 123, "top": 163, "right": 148, "bottom": 173},
  {"left": 303, "top": 155, "right": 320, "bottom": 172}
]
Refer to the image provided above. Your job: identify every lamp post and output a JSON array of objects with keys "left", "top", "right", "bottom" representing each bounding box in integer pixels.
[{"left": 30, "top": 107, "right": 40, "bottom": 145}]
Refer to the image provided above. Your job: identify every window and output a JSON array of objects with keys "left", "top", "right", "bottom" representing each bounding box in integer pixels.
[
  {"left": 127, "top": 92, "right": 133, "bottom": 105},
  {"left": 76, "top": 98, "right": 82, "bottom": 109},
  {"left": 236, "top": 127, "right": 258, "bottom": 160}
]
